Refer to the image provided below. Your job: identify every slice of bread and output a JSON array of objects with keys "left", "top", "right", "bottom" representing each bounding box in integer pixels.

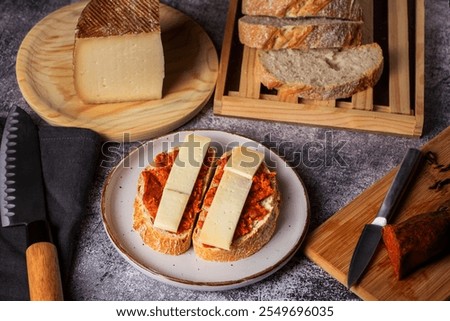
[
  {"left": 242, "top": 0, "right": 363, "bottom": 21},
  {"left": 133, "top": 147, "right": 216, "bottom": 255},
  {"left": 257, "top": 43, "right": 384, "bottom": 100},
  {"left": 238, "top": 16, "right": 362, "bottom": 50},
  {"left": 192, "top": 151, "right": 281, "bottom": 262}
]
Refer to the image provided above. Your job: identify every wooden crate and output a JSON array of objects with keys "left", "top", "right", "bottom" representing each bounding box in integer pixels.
[{"left": 213, "top": 0, "right": 425, "bottom": 137}]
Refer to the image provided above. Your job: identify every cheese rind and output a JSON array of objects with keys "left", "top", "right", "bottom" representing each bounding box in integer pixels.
[
  {"left": 198, "top": 171, "right": 253, "bottom": 250},
  {"left": 74, "top": 33, "right": 164, "bottom": 103},
  {"left": 75, "top": 0, "right": 160, "bottom": 38},
  {"left": 153, "top": 134, "right": 211, "bottom": 232}
]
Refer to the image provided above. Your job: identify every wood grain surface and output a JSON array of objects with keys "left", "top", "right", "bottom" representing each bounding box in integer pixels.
[
  {"left": 388, "top": 0, "right": 411, "bottom": 115},
  {"left": 16, "top": 1, "right": 218, "bottom": 141},
  {"left": 26, "top": 242, "right": 64, "bottom": 301},
  {"left": 351, "top": 0, "right": 373, "bottom": 111},
  {"left": 214, "top": 0, "right": 424, "bottom": 137},
  {"left": 304, "top": 126, "right": 450, "bottom": 300}
]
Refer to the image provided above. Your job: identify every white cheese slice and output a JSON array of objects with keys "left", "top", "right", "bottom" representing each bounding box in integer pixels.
[
  {"left": 199, "top": 146, "right": 265, "bottom": 250},
  {"left": 225, "top": 146, "right": 264, "bottom": 179},
  {"left": 153, "top": 189, "right": 190, "bottom": 233},
  {"left": 74, "top": 32, "right": 164, "bottom": 103},
  {"left": 198, "top": 171, "right": 253, "bottom": 250},
  {"left": 153, "top": 134, "right": 211, "bottom": 232},
  {"left": 165, "top": 134, "right": 211, "bottom": 195}
]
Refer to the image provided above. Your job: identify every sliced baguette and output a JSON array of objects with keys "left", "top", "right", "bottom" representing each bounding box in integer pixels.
[
  {"left": 257, "top": 43, "right": 384, "bottom": 100},
  {"left": 133, "top": 147, "right": 216, "bottom": 255},
  {"left": 238, "top": 15, "right": 362, "bottom": 50},
  {"left": 242, "top": 0, "right": 363, "bottom": 21},
  {"left": 192, "top": 151, "right": 281, "bottom": 262}
]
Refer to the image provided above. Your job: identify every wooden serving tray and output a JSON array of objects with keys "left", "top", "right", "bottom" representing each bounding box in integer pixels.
[
  {"left": 304, "top": 126, "right": 450, "bottom": 300},
  {"left": 214, "top": 0, "right": 424, "bottom": 137},
  {"left": 16, "top": 1, "right": 218, "bottom": 141}
]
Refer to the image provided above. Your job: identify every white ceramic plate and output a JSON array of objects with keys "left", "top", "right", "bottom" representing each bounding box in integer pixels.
[{"left": 101, "top": 130, "right": 310, "bottom": 290}]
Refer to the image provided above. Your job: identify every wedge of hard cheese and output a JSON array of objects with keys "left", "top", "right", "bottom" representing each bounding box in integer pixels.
[{"left": 74, "top": 0, "right": 164, "bottom": 103}]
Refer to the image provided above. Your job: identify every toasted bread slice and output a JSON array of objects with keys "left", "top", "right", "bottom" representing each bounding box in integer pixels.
[
  {"left": 192, "top": 151, "right": 281, "bottom": 262},
  {"left": 133, "top": 147, "right": 216, "bottom": 255}
]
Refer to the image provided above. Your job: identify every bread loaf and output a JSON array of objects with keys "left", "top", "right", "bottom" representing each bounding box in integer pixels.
[
  {"left": 192, "top": 151, "right": 281, "bottom": 262},
  {"left": 238, "top": 15, "right": 362, "bottom": 50},
  {"left": 242, "top": 0, "right": 363, "bottom": 20},
  {"left": 257, "top": 43, "right": 383, "bottom": 100}
]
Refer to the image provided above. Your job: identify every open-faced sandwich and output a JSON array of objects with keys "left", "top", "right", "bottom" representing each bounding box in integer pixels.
[
  {"left": 133, "top": 134, "right": 280, "bottom": 261},
  {"left": 192, "top": 147, "right": 280, "bottom": 261},
  {"left": 133, "top": 134, "right": 216, "bottom": 255}
]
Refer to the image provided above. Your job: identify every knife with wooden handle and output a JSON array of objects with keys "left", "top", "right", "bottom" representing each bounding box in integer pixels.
[
  {"left": 0, "top": 107, "right": 63, "bottom": 300},
  {"left": 347, "top": 148, "right": 423, "bottom": 289}
]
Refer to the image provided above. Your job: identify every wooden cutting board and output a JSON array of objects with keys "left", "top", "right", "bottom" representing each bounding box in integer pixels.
[
  {"left": 16, "top": 1, "right": 218, "bottom": 141},
  {"left": 304, "top": 127, "right": 450, "bottom": 300}
]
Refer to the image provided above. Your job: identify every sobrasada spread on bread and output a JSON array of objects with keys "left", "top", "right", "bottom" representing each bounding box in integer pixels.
[
  {"left": 197, "top": 147, "right": 266, "bottom": 250},
  {"left": 138, "top": 148, "right": 215, "bottom": 234},
  {"left": 192, "top": 146, "right": 280, "bottom": 262},
  {"left": 133, "top": 134, "right": 215, "bottom": 256},
  {"left": 199, "top": 153, "right": 276, "bottom": 240}
]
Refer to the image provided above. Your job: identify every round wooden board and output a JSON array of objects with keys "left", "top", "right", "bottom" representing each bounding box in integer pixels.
[{"left": 16, "top": 1, "right": 218, "bottom": 141}]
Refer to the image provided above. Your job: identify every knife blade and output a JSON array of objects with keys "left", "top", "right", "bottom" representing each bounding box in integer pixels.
[
  {"left": 0, "top": 107, "right": 63, "bottom": 300},
  {"left": 347, "top": 148, "right": 423, "bottom": 289}
]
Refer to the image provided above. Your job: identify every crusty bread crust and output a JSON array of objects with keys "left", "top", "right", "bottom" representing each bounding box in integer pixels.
[
  {"left": 192, "top": 152, "right": 281, "bottom": 262},
  {"left": 242, "top": 0, "right": 363, "bottom": 20},
  {"left": 133, "top": 148, "right": 216, "bottom": 255},
  {"left": 238, "top": 16, "right": 362, "bottom": 50},
  {"left": 257, "top": 43, "right": 384, "bottom": 100},
  {"left": 133, "top": 194, "right": 193, "bottom": 255}
]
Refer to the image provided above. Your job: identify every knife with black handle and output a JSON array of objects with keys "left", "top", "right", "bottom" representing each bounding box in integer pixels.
[
  {"left": 347, "top": 148, "right": 423, "bottom": 289},
  {"left": 0, "top": 107, "right": 63, "bottom": 300}
]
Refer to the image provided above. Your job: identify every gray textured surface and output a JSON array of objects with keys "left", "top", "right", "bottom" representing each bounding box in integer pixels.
[{"left": 0, "top": 0, "right": 449, "bottom": 300}]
